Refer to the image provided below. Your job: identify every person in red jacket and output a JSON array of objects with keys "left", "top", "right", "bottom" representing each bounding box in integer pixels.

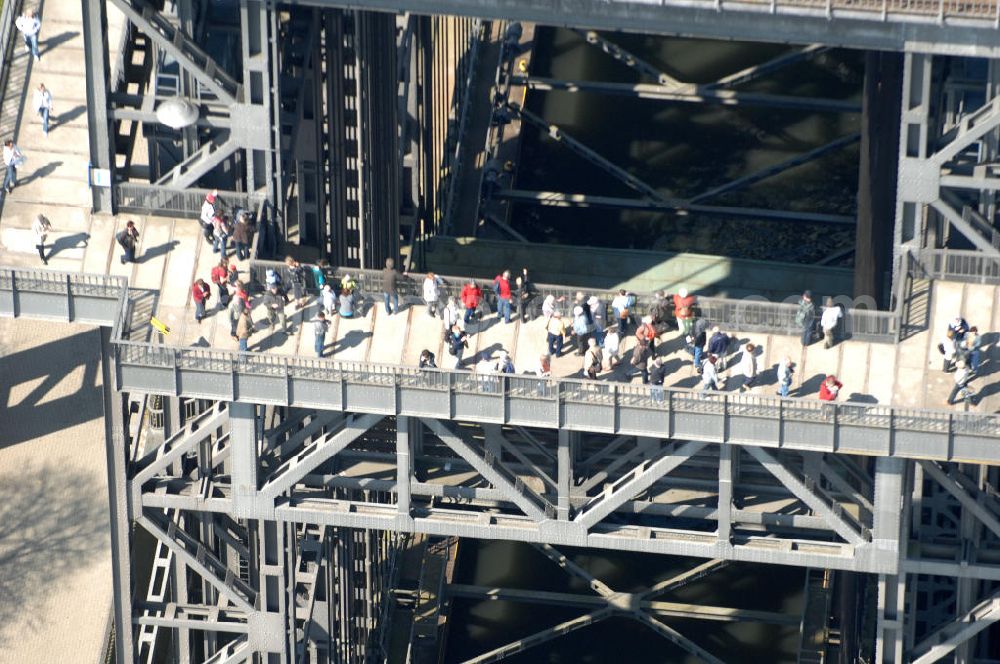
[
  {"left": 673, "top": 287, "right": 697, "bottom": 336},
  {"left": 493, "top": 270, "right": 513, "bottom": 323},
  {"left": 209, "top": 258, "right": 231, "bottom": 310},
  {"left": 635, "top": 315, "right": 657, "bottom": 354},
  {"left": 192, "top": 279, "right": 211, "bottom": 324},
  {"left": 461, "top": 279, "right": 482, "bottom": 325},
  {"left": 818, "top": 375, "right": 843, "bottom": 401}
]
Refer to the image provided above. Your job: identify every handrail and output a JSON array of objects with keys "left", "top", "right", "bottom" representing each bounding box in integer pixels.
[
  {"left": 248, "top": 259, "right": 897, "bottom": 342},
  {"left": 910, "top": 248, "right": 1000, "bottom": 285},
  {"left": 3, "top": 264, "right": 998, "bottom": 463},
  {"left": 113, "top": 183, "right": 267, "bottom": 219}
]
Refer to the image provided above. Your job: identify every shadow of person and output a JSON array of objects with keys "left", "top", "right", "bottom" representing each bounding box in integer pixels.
[
  {"left": 19, "top": 160, "right": 63, "bottom": 186},
  {"left": 55, "top": 104, "right": 86, "bottom": 126},
  {"left": 338, "top": 328, "right": 371, "bottom": 351},
  {"left": 47, "top": 231, "right": 89, "bottom": 259},
  {"left": 138, "top": 240, "right": 180, "bottom": 263},
  {"left": 795, "top": 373, "right": 827, "bottom": 398},
  {"left": 39, "top": 31, "right": 80, "bottom": 57},
  {"left": 846, "top": 392, "right": 879, "bottom": 404}
]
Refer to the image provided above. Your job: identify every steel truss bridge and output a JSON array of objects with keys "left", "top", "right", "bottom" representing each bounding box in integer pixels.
[
  {"left": 3, "top": 262, "right": 1000, "bottom": 663},
  {"left": 50, "top": 0, "right": 1000, "bottom": 660}
]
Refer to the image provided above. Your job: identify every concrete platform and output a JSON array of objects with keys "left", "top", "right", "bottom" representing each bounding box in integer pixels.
[{"left": 0, "top": 319, "right": 112, "bottom": 664}]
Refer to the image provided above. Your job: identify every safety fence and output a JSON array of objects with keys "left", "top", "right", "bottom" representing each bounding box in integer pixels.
[
  {"left": 247, "top": 260, "right": 898, "bottom": 342},
  {"left": 910, "top": 248, "right": 1000, "bottom": 284},
  {"left": 114, "top": 183, "right": 267, "bottom": 219},
  {"left": 1, "top": 265, "right": 998, "bottom": 462},
  {"left": 657, "top": 0, "right": 1000, "bottom": 24}
]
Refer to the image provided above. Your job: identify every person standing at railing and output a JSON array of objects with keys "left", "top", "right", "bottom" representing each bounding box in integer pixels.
[
  {"left": 493, "top": 270, "right": 513, "bottom": 324},
  {"left": 31, "top": 214, "right": 51, "bottom": 265},
  {"left": 116, "top": 220, "right": 139, "bottom": 264},
  {"left": 649, "top": 356, "right": 668, "bottom": 402},
  {"left": 15, "top": 9, "right": 41, "bottom": 62},
  {"left": 545, "top": 310, "right": 567, "bottom": 357},
  {"left": 673, "top": 288, "right": 696, "bottom": 337},
  {"left": 612, "top": 289, "right": 635, "bottom": 335},
  {"left": 3, "top": 139, "right": 24, "bottom": 194},
  {"left": 423, "top": 272, "right": 443, "bottom": 317},
  {"left": 191, "top": 279, "right": 211, "bottom": 324},
  {"left": 200, "top": 190, "right": 219, "bottom": 245},
  {"left": 795, "top": 291, "right": 817, "bottom": 347},
  {"left": 514, "top": 269, "right": 537, "bottom": 323},
  {"left": 232, "top": 211, "right": 253, "bottom": 260},
  {"left": 211, "top": 214, "right": 231, "bottom": 256},
  {"left": 818, "top": 375, "right": 842, "bottom": 401},
  {"left": 33, "top": 83, "right": 52, "bottom": 137},
  {"left": 820, "top": 297, "right": 843, "bottom": 349},
  {"left": 312, "top": 311, "right": 330, "bottom": 358},
  {"left": 419, "top": 349, "right": 437, "bottom": 369},
  {"left": 382, "top": 258, "right": 402, "bottom": 315},
  {"left": 285, "top": 256, "right": 307, "bottom": 309},
  {"left": 461, "top": 279, "right": 482, "bottom": 325}
]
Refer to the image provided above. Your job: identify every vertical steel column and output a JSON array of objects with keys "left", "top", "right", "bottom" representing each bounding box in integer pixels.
[
  {"left": 82, "top": 0, "right": 115, "bottom": 213},
  {"left": 397, "top": 416, "right": 412, "bottom": 519},
  {"left": 717, "top": 444, "right": 734, "bottom": 543},
  {"left": 894, "top": 52, "right": 933, "bottom": 265},
  {"left": 557, "top": 429, "right": 573, "bottom": 520},
  {"left": 230, "top": 403, "right": 259, "bottom": 517},
  {"left": 241, "top": 0, "right": 275, "bottom": 197},
  {"left": 874, "top": 457, "right": 910, "bottom": 664},
  {"left": 100, "top": 328, "right": 135, "bottom": 663}
]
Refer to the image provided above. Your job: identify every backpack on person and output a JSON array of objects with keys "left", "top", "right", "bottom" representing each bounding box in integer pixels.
[{"left": 116, "top": 230, "right": 129, "bottom": 248}]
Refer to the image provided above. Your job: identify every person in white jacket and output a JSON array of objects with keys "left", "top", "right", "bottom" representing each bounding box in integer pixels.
[
  {"left": 736, "top": 342, "right": 759, "bottom": 393},
  {"left": 422, "top": 272, "right": 443, "bottom": 317},
  {"left": 15, "top": 10, "right": 41, "bottom": 62},
  {"left": 700, "top": 356, "right": 720, "bottom": 393}
]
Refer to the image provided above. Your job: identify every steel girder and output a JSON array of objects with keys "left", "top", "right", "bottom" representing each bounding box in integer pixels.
[
  {"left": 128, "top": 405, "right": 908, "bottom": 573},
  {"left": 895, "top": 53, "right": 1000, "bottom": 265}
]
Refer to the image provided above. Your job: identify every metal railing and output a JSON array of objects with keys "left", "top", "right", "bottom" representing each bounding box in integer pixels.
[
  {"left": 248, "top": 259, "right": 898, "bottom": 342},
  {"left": 113, "top": 183, "right": 267, "bottom": 219},
  {"left": 109, "top": 338, "right": 1000, "bottom": 462},
  {"left": 643, "top": 0, "right": 1000, "bottom": 25},
  {"left": 2, "top": 264, "right": 999, "bottom": 462},
  {"left": 910, "top": 248, "right": 1000, "bottom": 284}
]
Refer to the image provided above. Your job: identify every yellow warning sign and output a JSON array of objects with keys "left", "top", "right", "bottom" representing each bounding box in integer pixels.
[{"left": 150, "top": 316, "right": 171, "bottom": 335}]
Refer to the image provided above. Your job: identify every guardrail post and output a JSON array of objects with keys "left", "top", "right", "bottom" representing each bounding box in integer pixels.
[
  {"left": 722, "top": 394, "right": 729, "bottom": 443},
  {"left": 65, "top": 273, "right": 74, "bottom": 322}
]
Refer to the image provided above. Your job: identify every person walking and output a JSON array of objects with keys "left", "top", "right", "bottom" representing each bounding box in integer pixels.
[
  {"left": 313, "top": 311, "right": 330, "bottom": 357},
  {"left": 700, "top": 356, "right": 720, "bottom": 393},
  {"left": 382, "top": 257, "right": 401, "bottom": 315},
  {"left": 15, "top": 10, "right": 41, "bottom": 62},
  {"left": 33, "top": 83, "right": 52, "bottom": 136},
  {"left": 116, "top": 220, "right": 139, "bottom": 264},
  {"left": 612, "top": 289, "right": 635, "bottom": 335},
  {"left": 820, "top": 297, "right": 842, "bottom": 349},
  {"left": 635, "top": 316, "right": 657, "bottom": 355},
  {"left": 686, "top": 317, "right": 709, "bottom": 374},
  {"left": 571, "top": 305, "right": 594, "bottom": 356},
  {"left": 947, "top": 360, "right": 977, "bottom": 406},
  {"left": 262, "top": 283, "right": 289, "bottom": 333},
  {"left": 818, "top": 375, "right": 843, "bottom": 401},
  {"left": 3, "top": 139, "right": 23, "bottom": 193},
  {"left": 673, "top": 288, "right": 696, "bottom": 336},
  {"left": 227, "top": 294, "right": 245, "bottom": 340},
  {"left": 461, "top": 279, "right": 482, "bottom": 325},
  {"left": 795, "top": 291, "right": 817, "bottom": 347},
  {"left": 649, "top": 356, "right": 669, "bottom": 402},
  {"left": 493, "top": 270, "right": 513, "bottom": 323},
  {"left": 31, "top": 214, "right": 51, "bottom": 265},
  {"left": 603, "top": 327, "right": 620, "bottom": 370},
  {"left": 546, "top": 310, "right": 567, "bottom": 356},
  {"left": 191, "top": 279, "right": 211, "bottom": 324},
  {"left": 236, "top": 308, "right": 253, "bottom": 352},
  {"left": 631, "top": 336, "right": 653, "bottom": 384},
  {"left": 447, "top": 324, "right": 470, "bottom": 369},
  {"left": 583, "top": 338, "right": 603, "bottom": 379},
  {"left": 707, "top": 326, "right": 731, "bottom": 371},
  {"left": 423, "top": 272, "right": 443, "bottom": 317},
  {"left": 777, "top": 356, "right": 794, "bottom": 398},
  {"left": 736, "top": 343, "right": 758, "bottom": 393},
  {"left": 442, "top": 296, "right": 461, "bottom": 333},
  {"left": 210, "top": 258, "right": 230, "bottom": 310}
]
